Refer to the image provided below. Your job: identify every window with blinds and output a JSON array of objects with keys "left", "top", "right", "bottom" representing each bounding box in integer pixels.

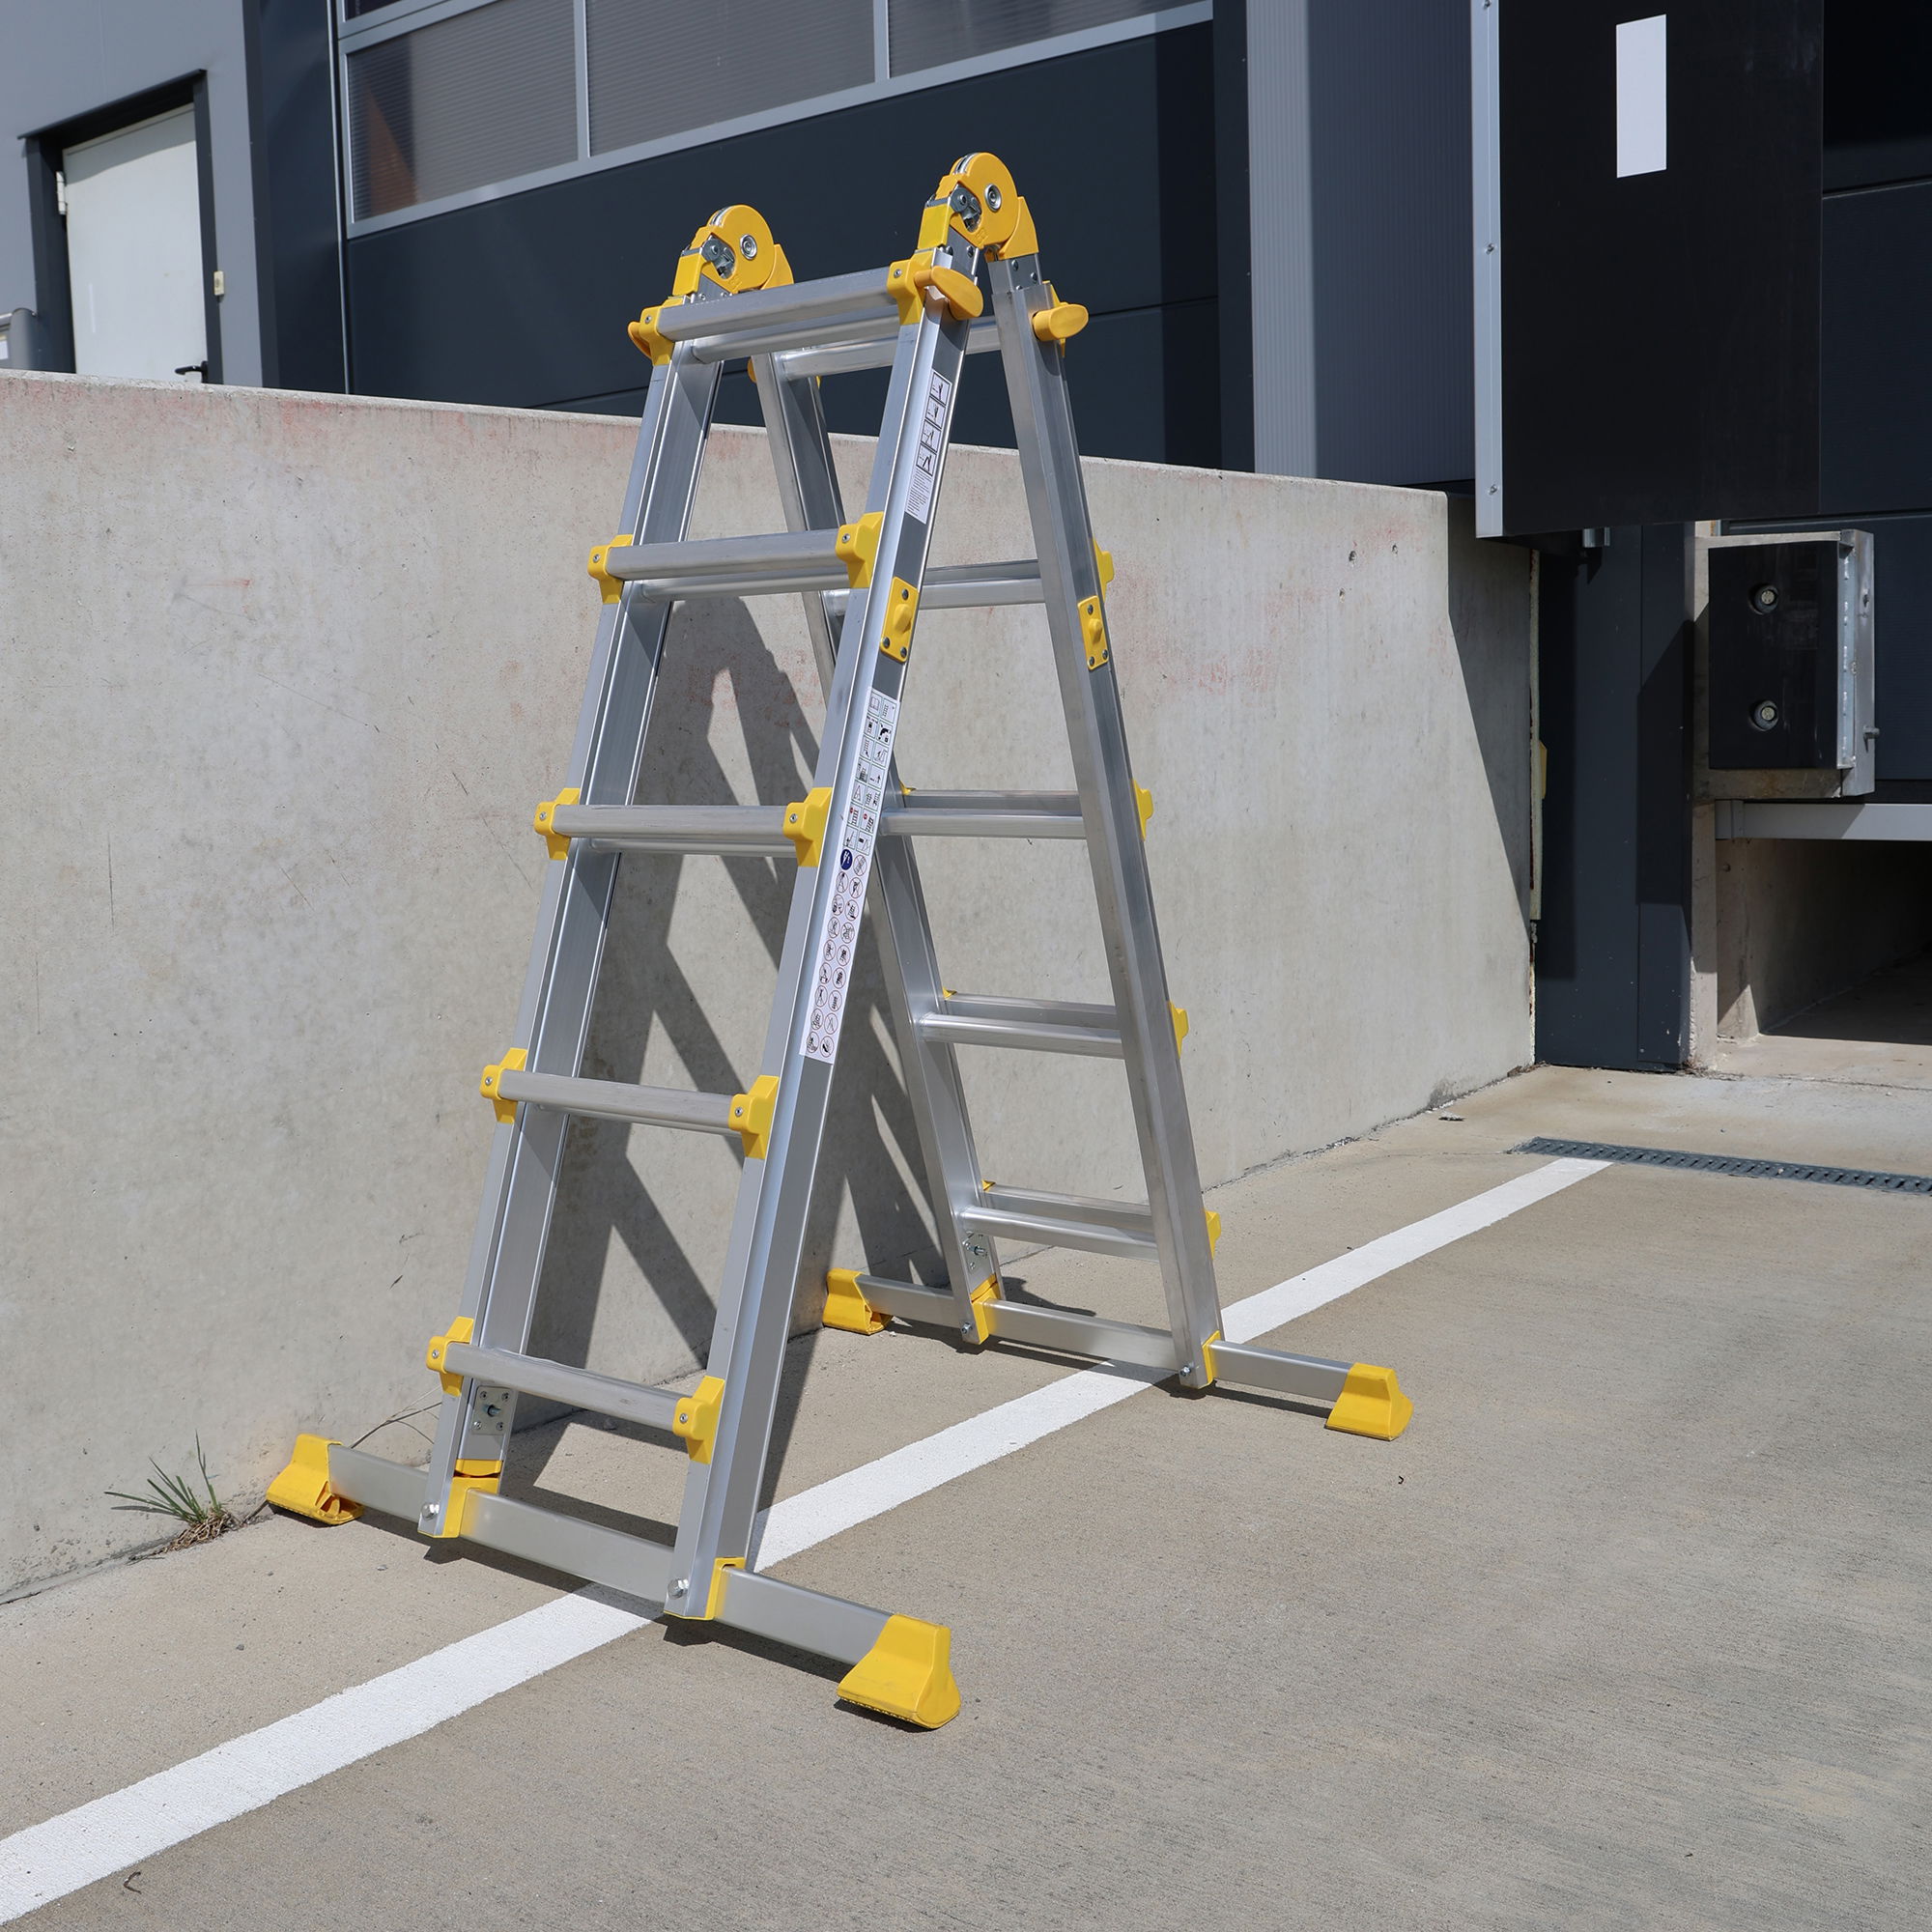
[{"left": 889, "top": 0, "right": 1163, "bottom": 74}]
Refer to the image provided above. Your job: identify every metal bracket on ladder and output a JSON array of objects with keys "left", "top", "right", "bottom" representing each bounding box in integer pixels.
[{"left": 270, "top": 156, "right": 1410, "bottom": 1729}]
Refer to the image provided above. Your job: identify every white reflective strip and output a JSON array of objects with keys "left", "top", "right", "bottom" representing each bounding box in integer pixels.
[
  {"left": 1616, "top": 15, "right": 1668, "bottom": 178},
  {"left": 0, "top": 1156, "right": 1606, "bottom": 1920}
]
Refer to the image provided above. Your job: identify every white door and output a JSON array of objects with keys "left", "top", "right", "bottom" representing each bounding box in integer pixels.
[{"left": 64, "top": 106, "right": 208, "bottom": 381}]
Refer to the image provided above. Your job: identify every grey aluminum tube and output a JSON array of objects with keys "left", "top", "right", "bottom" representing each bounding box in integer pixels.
[
  {"left": 717, "top": 1569, "right": 888, "bottom": 1665},
  {"left": 918, "top": 1010, "right": 1123, "bottom": 1058},
  {"left": 653, "top": 270, "right": 897, "bottom": 342},
  {"left": 494, "top": 1067, "right": 739, "bottom": 1135},
  {"left": 604, "top": 528, "right": 841, "bottom": 584},
  {"left": 439, "top": 1340, "right": 682, "bottom": 1431},
  {"left": 550, "top": 803, "right": 792, "bottom": 855},
  {"left": 920, "top": 559, "right": 1044, "bottom": 608},
  {"left": 1207, "top": 1340, "right": 1352, "bottom": 1405},
  {"left": 879, "top": 789, "right": 1082, "bottom": 838},
  {"left": 964, "top": 1203, "right": 1157, "bottom": 1262},
  {"left": 776, "top": 315, "right": 1003, "bottom": 379}
]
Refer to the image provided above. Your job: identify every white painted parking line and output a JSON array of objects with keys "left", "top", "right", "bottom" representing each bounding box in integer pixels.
[{"left": 0, "top": 1155, "right": 1606, "bottom": 1922}]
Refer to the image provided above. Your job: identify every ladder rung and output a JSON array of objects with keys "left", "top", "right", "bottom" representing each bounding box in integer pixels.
[
  {"left": 775, "top": 315, "right": 1003, "bottom": 379},
  {"left": 920, "top": 560, "right": 1044, "bottom": 609},
  {"left": 965, "top": 1185, "right": 1156, "bottom": 1261},
  {"left": 495, "top": 1067, "right": 738, "bottom": 1136},
  {"left": 604, "top": 529, "right": 846, "bottom": 600},
  {"left": 550, "top": 803, "right": 792, "bottom": 857},
  {"left": 919, "top": 994, "right": 1122, "bottom": 1058},
  {"left": 440, "top": 1341, "right": 681, "bottom": 1432},
  {"left": 856, "top": 1274, "right": 1180, "bottom": 1370},
  {"left": 655, "top": 269, "right": 897, "bottom": 348},
  {"left": 880, "top": 790, "right": 1084, "bottom": 838}
]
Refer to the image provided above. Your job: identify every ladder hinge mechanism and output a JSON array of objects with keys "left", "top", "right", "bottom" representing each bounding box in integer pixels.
[
  {"left": 783, "top": 788, "right": 833, "bottom": 867},
  {"left": 728, "top": 1073, "right": 780, "bottom": 1160},
  {"left": 670, "top": 1376, "right": 726, "bottom": 1463},
  {"left": 629, "top": 204, "right": 794, "bottom": 362},
  {"left": 479, "top": 1048, "right": 527, "bottom": 1124},
  {"left": 587, "top": 535, "right": 631, "bottom": 603},
  {"left": 535, "top": 787, "right": 581, "bottom": 859}
]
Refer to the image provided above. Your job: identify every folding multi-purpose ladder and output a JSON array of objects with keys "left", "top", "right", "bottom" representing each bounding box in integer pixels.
[{"left": 270, "top": 155, "right": 1410, "bottom": 1729}]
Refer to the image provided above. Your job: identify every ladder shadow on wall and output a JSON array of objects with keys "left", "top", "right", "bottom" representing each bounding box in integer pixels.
[{"left": 522, "top": 597, "right": 940, "bottom": 1493}]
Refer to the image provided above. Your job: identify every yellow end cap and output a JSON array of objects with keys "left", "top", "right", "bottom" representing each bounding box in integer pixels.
[
  {"left": 836, "top": 511, "right": 884, "bottom": 587},
  {"left": 1078, "top": 596, "right": 1109, "bottom": 668},
  {"left": 670, "top": 1375, "right": 725, "bottom": 1463},
  {"left": 265, "top": 1434, "right": 361, "bottom": 1526},
  {"left": 628, "top": 298, "right": 679, "bottom": 363},
  {"left": 426, "top": 1315, "right": 476, "bottom": 1396},
  {"left": 729, "top": 1073, "right": 780, "bottom": 1160},
  {"left": 588, "top": 534, "right": 632, "bottom": 603},
  {"left": 782, "top": 787, "right": 834, "bottom": 867},
  {"left": 1325, "top": 1363, "right": 1413, "bottom": 1441},
  {"left": 1094, "top": 542, "right": 1115, "bottom": 588},
  {"left": 1134, "top": 782, "right": 1154, "bottom": 838},
  {"left": 479, "top": 1047, "right": 527, "bottom": 1125},
  {"left": 838, "top": 1613, "right": 962, "bottom": 1728},
  {"left": 823, "top": 1267, "right": 888, "bottom": 1335},
  {"left": 1196, "top": 1326, "right": 1223, "bottom": 1386},
  {"left": 879, "top": 578, "right": 920, "bottom": 661},
  {"left": 427, "top": 1465, "right": 500, "bottom": 1540},
  {"left": 966, "top": 1277, "right": 998, "bottom": 1346},
  {"left": 534, "top": 786, "right": 581, "bottom": 860},
  {"left": 1204, "top": 1208, "right": 1222, "bottom": 1255},
  {"left": 696, "top": 1555, "right": 744, "bottom": 1619},
  {"left": 1171, "top": 1003, "right": 1189, "bottom": 1051},
  {"left": 1032, "top": 297, "right": 1089, "bottom": 345}
]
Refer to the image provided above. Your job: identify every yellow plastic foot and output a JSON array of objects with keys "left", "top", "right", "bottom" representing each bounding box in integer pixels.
[
  {"left": 837, "top": 1615, "right": 961, "bottom": 1729},
  {"left": 822, "top": 1267, "right": 888, "bottom": 1335},
  {"left": 266, "top": 1434, "right": 362, "bottom": 1524},
  {"left": 1324, "top": 1364, "right": 1413, "bottom": 1441}
]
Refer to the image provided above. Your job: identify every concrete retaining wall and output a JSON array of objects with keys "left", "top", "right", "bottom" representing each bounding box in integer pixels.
[{"left": 0, "top": 372, "right": 1531, "bottom": 1593}]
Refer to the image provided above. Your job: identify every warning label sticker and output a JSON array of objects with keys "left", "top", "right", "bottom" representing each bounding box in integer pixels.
[
  {"left": 803, "top": 688, "right": 900, "bottom": 1063},
  {"left": 903, "top": 368, "right": 952, "bottom": 524}
]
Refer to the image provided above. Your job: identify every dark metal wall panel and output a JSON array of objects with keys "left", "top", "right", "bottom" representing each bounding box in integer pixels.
[
  {"left": 1308, "top": 0, "right": 1473, "bottom": 488},
  {"left": 1536, "top": 526, "right": 1692, "bottom": 1069},
  {"left": 344, "top": 28, "right": 1225, "bottom": 464},
  {"left": 1497, "top": 0, "right": 1822, "bottom": 533}
]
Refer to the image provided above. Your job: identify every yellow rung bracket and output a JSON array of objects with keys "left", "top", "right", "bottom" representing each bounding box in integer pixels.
[
  {"left": 698, "top": 1555, "right": 743, "bottom": 1618},
  {"left": 837, "top": 1614, "right": 961, "bottom": 1728},
  {"left": 1135, "top": 783, "right": 1154, "bottom": 838},
  {"left": 878, "top": 578, "right": 920, "bottom": 661},
  {"left": 1325, "top": 1363, "right": 1414, "bottom": 1441},
  {"left": 265, "top": 1434, "right": 361, "bottom": 1526},
  {"left": 1205, "top": 1208, "right": 1222, "bottom": 1254},
  {"left": 587, "top": 536, "right": 631, "bottom": 603},
  {"left": 1078, "top": 596, "right": 1109, "bottom": 669},
  {"left": 823, "top": 1267, "right": 889, "bottom": 1335},
  {"left": 966, "top": 1276, "right": 998, "bottom": 1345},
  {"left": 429, "top": 1466, "right": 500, "bottom": 1540},
  {"left": 479, "top": 1048, "right": 527, "bottom": 1125},
  {"left": 425, "top": 1316, "right": 475, "bottom": 1395},
  {"left": 782, "top": 788, "right": 833, "bottom": 867},
  {"left": 1195, "top": 1326, "right": 1223, "bottom": 1387},
  {"left": 630, "top": 204, "right": 792, "bottom": 361},
  {"left": 836, "top": 511, "right": 884, "bottom": 587},
  {"left": 1171, "top": 1004, "right": 1189, "bottom": 1052},
  {"left": 534, "top": 787, "right": 581, "bottom": 860},
  {"left": 1094, "top": 542, "right": 1115, "bottom": 588},
  {"left": 729, "top": 1073, "right": 780, "bottom": 1159},
  {"left": 670, "top": 1375, "right": 726, "bottom": 1463}
]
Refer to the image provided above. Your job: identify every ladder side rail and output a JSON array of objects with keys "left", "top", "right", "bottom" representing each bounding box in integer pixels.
[
  {"left": 417, "top": 346, "right": 725, "bottom": 1531},
  {"left": 755, "top": 349, "right": 1005, "bottom": 1343},
  {"left": 666, "top": 264, "right": 983, "bottom": 1611},
  {"left": 987, "top": 254, "right": 1225, "bottom": 1386}
]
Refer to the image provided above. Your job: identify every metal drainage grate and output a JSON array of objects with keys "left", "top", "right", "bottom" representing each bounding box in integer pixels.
[{"left": 1515, "top": 1136, "right": 1932, "bottom": 1194}]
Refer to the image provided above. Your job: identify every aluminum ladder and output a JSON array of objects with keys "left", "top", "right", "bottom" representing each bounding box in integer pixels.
[{"left": 269, "top": 155, "right": 1411, "bottom": 1729}]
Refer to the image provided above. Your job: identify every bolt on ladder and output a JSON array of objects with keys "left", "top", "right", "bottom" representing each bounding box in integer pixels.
[{"left": 270, "top": 155, "right": 1411, "bottom": 1729}]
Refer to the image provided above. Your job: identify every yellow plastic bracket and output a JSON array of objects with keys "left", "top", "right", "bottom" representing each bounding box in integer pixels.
[
  {"left": 1205, "top": 1208, "right": 1222, "bottom": 1254},
  {"left": 697, "top": 1555, "right": 744, "bottom": 1619},
  {"left": 782, "top": 787, "right": 833, "bottom": 867},
  {"left": 823, "top": 1267, "right": 889, "bottom": 1335},
  {"left": 426, "top": 1315, "right": 476, "bottom": 1395},
  {"left": 429, "top": 1465, "right": 500, "bottom": 1540},
  {"left": 1196, "top": 1326, "right": 1223, "bottom": 1387},
  {"left": 837, "top": 1613, "right": 962, "bottom": 1728},
  {"left": 878, "top": 578, "right": 920, "bottom": 661},
  {"left": 631, "top": 204, "right": 793, "bottom": 360},
  {"left": 1325, "top": 1363, "right": 1414, "bottom": 1441},
  {"left": 588, "top": 535, "right": 632, "bottom": 603},
  {"left": 265, "top": 1434, "right": 362, "bottom": 1526},
  {"left": 1171, "top": 1003, "right": 1189, "bottom": 1052},
  {"left": 1134, "top": 782, "right": 1154, "bottom": 838},
  {"left": 836, "top": 511, "right": 884, "bottom": 587},
  {"left": 1032, "top": 291, "right": 1090, "bottom": 345},
  {"left": 1078, "top": 596, "right": 1109, "bottom": 669},
  {"left": 479, "top": 1048, "right": 527, "bottom": 1125},
  {"left": 729, "top": 1073, "right": 780, "bottom": 1159},
  {"left": 670, "top": 1375, "right": 725, "bottom": 1463},
  {"left": 627, "top": 298, "right": 681, "bottom": 364},
  {"left": 888, "top": 250, "right": 984, "bottom": 326},
  {"left": 965, "top": 1276, "right": 998, "bottom": 1346},
  {"left": 1094, "top": 542, "right": 1115, "bottom": 588},
  {"left": 534, "top": 787, "right": 581, "bottom": 860}
]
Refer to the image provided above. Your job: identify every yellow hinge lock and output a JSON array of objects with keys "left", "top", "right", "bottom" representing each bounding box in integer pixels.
[
  {"left": 878, "top": 578, "right": 920, "bottom": 661},
  {"left": 782, "top": 788, "right": 833, "bottom": 867},
  {"left": 534, "top": 787, "right": 581, "bottom": 860},
  {"left": 1032, "top": 285, "right": 1090, "bottom": 346},
  {"left": 729, "top": 1073, "right": 780, "bottom": 1159},
  {"left": 887, "top": 249, "right": 983, "bottom": 326},
  {"left": 480, "top": 1048, "right": 527, "bottom": 1124},
  {"left": 587, "top": 536, "right": 631, "bottom": 603},
  {"left": 670, "top": 1375, "right": 725, "bottom": 1463}
]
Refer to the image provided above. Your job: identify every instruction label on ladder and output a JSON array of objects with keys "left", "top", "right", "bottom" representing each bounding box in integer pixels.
[
  {"left": 803, "top": 688, "right": 899, "bottom": 1062},
  {"left": 904, "top": 370, "right": 952, "bottom": 523}
]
